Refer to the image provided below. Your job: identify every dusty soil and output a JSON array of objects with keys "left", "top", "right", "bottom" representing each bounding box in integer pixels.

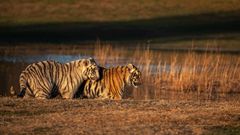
[{"left": 0, "top": 97, "right": 240, "bottom": 135}]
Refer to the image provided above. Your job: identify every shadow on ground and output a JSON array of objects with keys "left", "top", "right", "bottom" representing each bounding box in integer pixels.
[{"left": 0, "top": 10, "right": 240, "bottom": 44}]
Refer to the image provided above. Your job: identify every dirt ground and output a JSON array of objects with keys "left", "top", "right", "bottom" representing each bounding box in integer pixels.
[{"left": 0, "top": 97, "right": 240, "bottom": 135}]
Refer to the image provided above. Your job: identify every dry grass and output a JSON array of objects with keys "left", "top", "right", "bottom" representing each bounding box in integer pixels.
[
  {"left": 93, "top": 43, "right": 240, "bottom": 100},
  {"left": 0, "top": 97, "right": 240, "bottom": 134}
]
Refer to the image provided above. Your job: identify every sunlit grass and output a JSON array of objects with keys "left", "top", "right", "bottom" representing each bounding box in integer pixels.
[
  {"left": 93, "top": 43, "right": 240, "bottom": 100},
  {"left": 1, "top": 97, "right": 240, "bottom": 134}
]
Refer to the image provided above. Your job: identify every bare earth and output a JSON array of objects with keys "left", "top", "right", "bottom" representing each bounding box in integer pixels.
[{"left": 0, "top": 97, "right": 240, "bottom": 135}]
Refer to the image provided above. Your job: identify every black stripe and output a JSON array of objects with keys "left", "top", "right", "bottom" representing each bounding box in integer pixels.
[
  {"left": 94, "top": 81, "right": 99, "bottom": 96},
  {"left": 109, "top": 68, "right": 115, "bottom": 97},
  {"left": 113, "top": 68, "right": 120, "bottom": 96},
  {"left": 58, "top": 64, "right": 64, "bottom": 88},
  {"left": 65, "top": 64, "right": 70, "bottom": 91},
  {"left": 43, "top": 61, "right": 52, "bottom": 88},
  {"left": 114, "top": 68, "right": 122, "bottom": 94},
  {"left": 69, "top": 63, "right": 74, "bottom": 91},
  {"left": 61, "top": 64, "right": 69, "bottom": 93},
  {"left": 84, "top": 81, "right": 89, "bottom": 96},
  {"left": 54, "top": 62, "right": 59, "bottom": 84},
  {"left": 96, "top": 83, "right": 100, "bottom": 97},
  {"left": 26, "top": 68, "right": 39, "bottom": 95},
  {"left": 46, "top": 61, "right": 53, "bottom": 83},
  {"left": 34, "top": 63, "right": 50, "bottom": 91},
  {"left": 32, "top": 63, "right": 50, "bottom": 94}
]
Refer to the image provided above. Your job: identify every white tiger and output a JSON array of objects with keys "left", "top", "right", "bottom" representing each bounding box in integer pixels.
[{"left": 18, "top": 58, "right": 100, "bottom": 99}]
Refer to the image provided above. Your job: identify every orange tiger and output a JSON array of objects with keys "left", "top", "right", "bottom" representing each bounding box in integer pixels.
[{"left": 82, "top": 64, "right": 142, "bottom": 100}]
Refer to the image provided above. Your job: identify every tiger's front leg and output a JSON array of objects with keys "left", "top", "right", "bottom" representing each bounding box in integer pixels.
[
  {"left": 60, "top": 90, "right": 75, "bottom": 99},
  {"left": 94, "top": 95, "right": 109, "bottom": 100},
  {"left": 61, "top": 93, "right": 72, "bottom": 99},
  {"left": 22, "top": 87, "right": 35, "bottom": 99},
  {"left": 96, "top": 90, "right": 112, "bottom": 100}
]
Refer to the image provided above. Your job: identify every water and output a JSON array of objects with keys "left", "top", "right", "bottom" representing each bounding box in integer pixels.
[{"left": 0, "top": 54, "right": 83, "bottom": 63}]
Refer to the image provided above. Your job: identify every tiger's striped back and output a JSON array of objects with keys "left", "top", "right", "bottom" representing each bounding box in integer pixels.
[
  {"left": 19, "top": 61, "right": 59, "bottom": 98},
  {"left": 19, "top": 58, "right": 100, "bottom": 99},
  {"left": 82, "top": 64, "right": 142, "bottom": 100}
]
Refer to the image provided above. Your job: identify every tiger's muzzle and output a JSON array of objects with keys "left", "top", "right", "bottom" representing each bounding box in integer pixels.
[
  {"left": 88, "top": 67, "right": 100, "bottom": 81},
  {"left": 131, "top": 74, "right": 142, "bottom": 88}
]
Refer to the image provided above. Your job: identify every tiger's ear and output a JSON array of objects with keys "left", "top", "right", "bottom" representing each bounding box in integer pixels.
[
  {"left": 82, "top": 59, "right": 90, "bottom": 67},
  {"left": 127, "top": 64, "right": 134, "bottom": 69},
  {"left": 88, "top": 57, "right": 94, "bottom": 62},
  {"left": 88, "top": 57, "right": 96, "bottom": 64},
  {"left": 127, "top": 64, "right": 135, "bottom": 73}
]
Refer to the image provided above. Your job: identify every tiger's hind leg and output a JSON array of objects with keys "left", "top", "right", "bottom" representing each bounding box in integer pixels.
[
  {"left": 34, "top": 89, "right": 50, "bottom": 99},
  {"left": 60, "top": 89, "right": 76, "bottom": 99},
  {"left": 21, "top": 87, "right": 35, "bottom": 99},
  {"left": 61, "top": 93, "right": 73, "bottom": 99},
  {"left": 94, "top": 96, "right": 109, "bottom": 100}
]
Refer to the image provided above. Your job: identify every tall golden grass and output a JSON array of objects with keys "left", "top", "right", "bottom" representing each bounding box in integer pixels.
[
  {"left": 2, "top": 43, "right": 239, "bottom": 100},
  {"left": 93, "top": 43, "right": 240, "bottom": 100}
]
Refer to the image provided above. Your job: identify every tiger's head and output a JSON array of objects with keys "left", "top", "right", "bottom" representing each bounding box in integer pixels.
[
  {"left": 126, "top": 64, "right": 142, "bottom": 88},
  {"left": 81, "top": 58, "right": 100, "bottom": 81}
]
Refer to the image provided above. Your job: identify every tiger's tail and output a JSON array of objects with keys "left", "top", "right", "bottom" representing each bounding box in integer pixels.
[
  {"left": 18, "top": 88, "right": 26, "bottom": 98},
  {"left": 18, "top": 73, "right": 27, "bottom": 98}
]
